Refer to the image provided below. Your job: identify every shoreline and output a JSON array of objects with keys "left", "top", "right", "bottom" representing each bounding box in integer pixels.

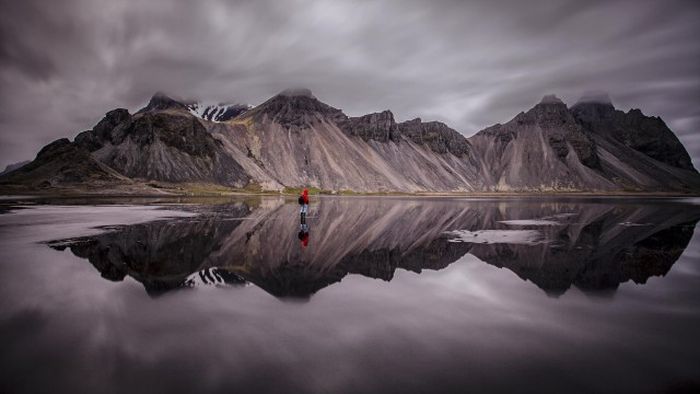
[
  {"left": 3, "top": 179, "right": 700, "bottom": 199},
  {"left": 1, "top": 189, "right": 699, "bottom": 200}
]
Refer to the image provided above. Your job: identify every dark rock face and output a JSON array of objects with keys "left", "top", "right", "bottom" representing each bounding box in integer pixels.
[
  {"left": 75, "top": 108, "right": 133, "bottom": 151},
  {"left": 398, "top": 118, "right": 473, "bottom": 157},
  {"left": 129, "top": 113, "right": 218, "bottom": 158},
  {"left": 339, "top": 110, "right": 400, "bottom": 142},
  {"left": 63, "top": 96, "right": 253, "bottom": 187},
  {"left": 93, "top": 111, "right": 250, "bottom": 186},
  {"left": 338, "top": 111, "right": 473, "bottom": 158},
  {"left": 571, "top": 101, "right": 696, "bottom": 171}
]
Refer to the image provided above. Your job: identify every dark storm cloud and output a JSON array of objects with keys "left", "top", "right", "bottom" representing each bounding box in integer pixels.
[{"left": 1, "top": 0, "right": 699, "bottom": 168}]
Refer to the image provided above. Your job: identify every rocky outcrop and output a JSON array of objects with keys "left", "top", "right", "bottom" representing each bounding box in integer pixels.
[
  {"left": 338, "top": 112, "right": 474, "bottom": 157},
  {"left": 74, "top": 108, "right": 132, "bottom": 151},
  {"left": 398, "top": 118, "right": 474, "bottom": 158},
  {"left": 338, "top": 110, "right": 400, "bottom": 142}
]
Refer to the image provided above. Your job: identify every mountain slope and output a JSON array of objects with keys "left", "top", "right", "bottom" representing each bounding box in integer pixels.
[{"left": 468, "top": 95, "right": 615, "bottom": 191}]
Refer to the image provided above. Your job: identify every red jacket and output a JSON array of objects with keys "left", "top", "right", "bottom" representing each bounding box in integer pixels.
[{"left": 301, "top": 189, "right": 309, "bottom": 204}]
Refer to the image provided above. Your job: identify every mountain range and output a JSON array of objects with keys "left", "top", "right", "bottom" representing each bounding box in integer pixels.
[{"left": 1, "top": 89, "right": 698, "bottom": 194}]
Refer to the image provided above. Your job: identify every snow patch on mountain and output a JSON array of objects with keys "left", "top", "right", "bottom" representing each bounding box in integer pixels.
[{"left": 186, "top": 102, "right": 252, "bottom": 122}]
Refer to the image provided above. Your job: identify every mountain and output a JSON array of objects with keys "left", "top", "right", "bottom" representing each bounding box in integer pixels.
[
  {"left": 1, "top": 89, "right": 698, "bottom": 194},
  {"left": 0, "top": 160, "right": 30, "bottom": 176},
  {"left": 77, "top": 100, "right": 251, "bottom": 187},
  {"left": 469, "top": 94, "right": 700, "bottom": 192}
]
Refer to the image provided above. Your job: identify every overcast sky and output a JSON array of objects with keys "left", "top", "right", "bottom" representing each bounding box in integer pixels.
[{"left": 1, "top": 0, "right": 699, "bottom": 169}]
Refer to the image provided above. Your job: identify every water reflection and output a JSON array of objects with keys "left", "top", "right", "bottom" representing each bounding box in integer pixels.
[{"left": 48, "top": 198, "right": 700, "bottom": 298}]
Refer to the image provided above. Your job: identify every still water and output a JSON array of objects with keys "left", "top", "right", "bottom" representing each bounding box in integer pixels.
[{"left": 1, "top": 196, "right": 699, "bottom": 393}]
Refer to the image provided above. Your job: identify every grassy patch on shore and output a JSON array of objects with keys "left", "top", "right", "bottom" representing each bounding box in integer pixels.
[{"left": 282, "top": 186, "right": 332, "bottom": 195}]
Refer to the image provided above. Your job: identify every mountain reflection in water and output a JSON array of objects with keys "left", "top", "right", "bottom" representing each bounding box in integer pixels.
[{"left": 48, "top": 197, "right": 700, "bottom": 298}]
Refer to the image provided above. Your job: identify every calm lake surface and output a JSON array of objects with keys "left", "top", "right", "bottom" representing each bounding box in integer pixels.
[{"left": 1, "top": 196, "right": 699, "bottom": 393}]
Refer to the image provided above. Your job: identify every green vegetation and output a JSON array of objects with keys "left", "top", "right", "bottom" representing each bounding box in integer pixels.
[{"left": 282, "top": 186, "right": 333, "bottom": 195}]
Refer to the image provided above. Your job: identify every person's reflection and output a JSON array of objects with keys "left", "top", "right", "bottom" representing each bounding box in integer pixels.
[{"left": 298, "top": 215, "right": 310, "bottom": 248}]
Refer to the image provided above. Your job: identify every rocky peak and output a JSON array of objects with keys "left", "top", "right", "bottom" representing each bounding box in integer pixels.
[
  {"left": 517, "top": 95, "right": 574, "bottom": 126},
  {"left": 246, "top": 89, "right": 346, "bottom": 129},
  {"left": 339, "top": 110, "right": 400, "bottom": 142},
  {"left": 139, "top": 92, "right": 190, "bottom": 113}
]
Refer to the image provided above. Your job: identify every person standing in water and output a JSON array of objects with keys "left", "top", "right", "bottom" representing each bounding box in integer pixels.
[
  {"left": 298, "top": 188, "right": 310, "bottom": 220},
  {"left": 298, "top": 188, "right": 310, "bottom": 248}
]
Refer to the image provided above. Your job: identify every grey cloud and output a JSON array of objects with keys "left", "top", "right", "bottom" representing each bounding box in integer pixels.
[{"left": 1, "top": 0, "right": 699, "bottom": 168}]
